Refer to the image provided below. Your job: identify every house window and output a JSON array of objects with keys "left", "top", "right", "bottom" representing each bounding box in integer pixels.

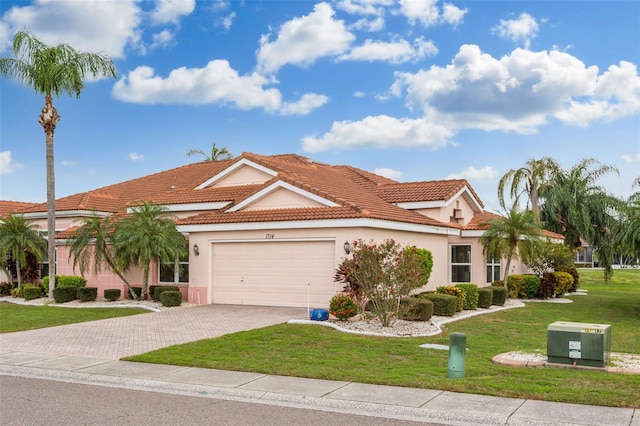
[
  {"left": 41, "top": 248, "right": 57, "bottom": 279},
  {"left": 486, "top": 257, "right": 501, "bottom": 283},
  {"left": 159, "top": 255, "right": 189, "bottom": 284},
  {"left": 451, "top": 245, "right": 471, "bottom": 283}
]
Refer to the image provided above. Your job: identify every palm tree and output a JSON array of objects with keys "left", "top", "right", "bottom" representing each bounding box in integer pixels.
[
  {"left": 480, "top": 208, "right": 544, "bottom": 290},
  {"left": 67, "top": 212, "right": 137, "bottom": 299},
  {"left": 186, "top": 142, "right": 233, "bottom": 161},
  {"left": 497, "top": 157, "right": 560, "bottom": 220},
  {"left": 0, "top": 30, "right": 116, "bottom": 298},
  {"left": 0, "top": 214, "right": 47, "bottom": 287},
  {"left": 113, "top": 202, "right": 188, "bottom": 299}
]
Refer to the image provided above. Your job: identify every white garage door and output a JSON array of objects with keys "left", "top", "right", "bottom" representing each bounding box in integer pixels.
[{"left": 212, "top": 240, "right": 337, "bottom": 307}]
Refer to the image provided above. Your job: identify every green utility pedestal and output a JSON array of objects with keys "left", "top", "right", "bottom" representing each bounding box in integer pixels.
[{"left": 447, "top": 332, "right": 466, "bottom": 378}]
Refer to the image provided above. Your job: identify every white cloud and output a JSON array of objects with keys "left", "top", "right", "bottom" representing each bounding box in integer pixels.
[
  {"left": 129, "top": 153, "right": 144, "bottom": 162},
  {"left": 218, "top": 12, "right": 236, "bottom": 30},
  {"left": 353, "top": 91, "right": 366, "bottom": 97},
  {"left": 0, "top": 151, "right": 22, "bottom": 174},
  {"left": 622, "top": 153, "right": 640, "bottom": 163},
  {"left": 256, "top": 2, "right": 355, "bottom": 74},
  {"left": 0, "top": 0, "right": 141, "bottom": 58},
  {"left": 397, "top": 0, "right": 466, "bottom": 27},
  {"left": 150, "top": 0, "right": 196, "bottom": 25},
  {"left": 150, "top": 29, "right": 175, "bottom": 50},
  {"left": 446, "top": 166, "right": 498, "bottom": 181},
  {"left": 113, "top": 61, "right": 326, "bottom": 115},
  {"left": 349, "top": 16, "right": 385, "bottom": 31},
  {"left": 374, "top": 167, "right": 403, "bottom": 180},
  {"left": 339, "top": 36, "right": 437, "bottom": 64},
  {"left": 492, "top": 12, "right": 539, "bottom": 49},
  {"left": 302, "top": 114, "right": 453, "bottom": 153},
  {"left": 335, "top": 0, "right": 393, "bottom": 16},
  {"left": 280, "top": 93, "right": 329, "bottom": 116}
]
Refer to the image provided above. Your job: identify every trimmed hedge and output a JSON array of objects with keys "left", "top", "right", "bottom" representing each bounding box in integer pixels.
[
  {"left": 399, "top": 297, "right": 433, "bottom": 321},
  {"left": 491, "top": 287, "right": 507, "bottom": 306},
  {"left": 78, "top": 287, "right": 98, "bottom": 302},
  {"left": 478, "top": 287, "right": 493, "bottom": 308},
  {"left": 424, "top": 294, "right": 457, "bottom": 316},
  {"left": 53, "top": 285, "right": 78, "bottom": 303},
  {"left": 125, "top": 287, "right": 143, "bottom": 300},
  {"left": 153, "top": 285, "right": 180, "bottom": 301},
  {"left": 522, "top": 275, "right": 541, "bottom": 299},
  {"left": 160, "top": 291, "right": 182, "bottom": 307},
  {"left": 104, "top": 289, "right": 121, "bottom": 301},
  {"left": 552, "top": 271, "right": 574, "bottom": 296},
  {"left": 506, "top": 275, "right": 524, "bottom": 299},
  {"left": 22, "top": 285, "right": 42, "bottom": 301},
  {"left": 0, "top": 282, "right": 13, "bottom": 296},
  {"left": 436, "top": 286, "right": 464, "bottom": 312},
  {"left": 43, "top": 275, "right": 86, "bottom": 295},
  {"left": 557, "top": 266, "right": 580, "bottom": 292},
  {"left": 455, "top": 283, "right": 479, "bottom": 310}
]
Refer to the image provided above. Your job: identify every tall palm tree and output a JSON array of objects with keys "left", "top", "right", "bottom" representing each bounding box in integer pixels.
[
  {"left": 0, "top": 30, "right": 116, "bottom": 298},
  {"left": 67, "top": 212, "right": 137, "bottom": 299},
  {"left": 497, "top": 157, "right": 560, "bottom": 220},
  {"left": 0, "top": 214, "right": 47, "bottom": 287},
  {"left": 186, "top": 142, "right": 233, "bottom": 161},
  {"left": 480, "top": 208, "right": 543, "bottom": 290},
  {"left": 541, "top": 158, "right": 620, "bottom": 281},
  {"left": 114, "top": 202, "right": 188, "bottom": 299}
]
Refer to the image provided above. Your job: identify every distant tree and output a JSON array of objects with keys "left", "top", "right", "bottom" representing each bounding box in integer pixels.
[
  {"left": 481, "top": 208, "right": 543, "bottom": 290},
  {"left": 0, "top": 30, "right": 116, "bottom": 297},
  {"left": 186, "top": 142, "right": 233, "bottom": 161},
  {"left": 67, "top": 212, "right": 138, "bottom": 299},
  {"left": 0, "top": 214, "right": 47, "bottom": 287},
  {"left": 498, "top": 157, "right": 560, "bottom": 220},
  {"left": 114, "top": 202, "right": 188, "bottom": 300}
]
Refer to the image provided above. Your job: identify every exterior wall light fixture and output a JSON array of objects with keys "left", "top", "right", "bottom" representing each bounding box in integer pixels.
[
  {"left": 343, "top": 241, "right": 351, "bottom": 255},
  {"left": 193, "top": 244, "right": 200, "bottom": 256}
]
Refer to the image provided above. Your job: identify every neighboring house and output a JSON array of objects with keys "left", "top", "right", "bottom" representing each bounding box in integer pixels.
[{"left": 2, "top": 152, "right": 561, "bottom": 307}]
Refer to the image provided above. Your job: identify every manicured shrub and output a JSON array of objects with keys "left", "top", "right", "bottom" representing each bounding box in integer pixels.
[
  {"left": 556, "top": 266, "right": 580, "bottom": 292},
  {"left": 10, "top": 288, "right": 20, "bottom": 297},
  {"left": 455, "top": 283, "right": 479, "bottom": 310},
  {"left": 537, "top": 272, "right": 556, "bottom": 299},
  {"left": 160, "top": 291, "right": 182, "bottom": 307},
  {"left": 22, "top": 285, "right": 42, "bottom": 301},
  {"left": 506, "top": 275, "right": 525, "bottom": 299},
  {"left": 436, "top": 286, "right": 464, "bottom": 312},
  {"left": 153, "top": 285, "right": 180, "bottom": 301},
  {"left": 0, "top": 282, "right": 13, "bottom": 296},
  {"left": 78, "top": 287, "right": 98, "bottom": 302},
  {"left": 329, "top": 294, "right": 358, "bottom": 320},
  {"left": 53, "top": 285, "right": 78, "bottom": 303},
  {"left": 399, "top": 297, "right": 433, "bottom": 321},
  {"left": 424, "top": 294, "right": 457, "bottom": 316},
  {"left": 521, "top": 275, "right": 541, "bottom": 299},
  {"left": 552, "top": 271, "right": 574, "bottom": 296},
  {"left": 415, "top": 248, "right": 434, "bottom": 286},
  {"left": 125, "top": 287, "right": 143, "bottom": 300},
  {"left": 478, "top": 287, "right": 493, "bottom": 308},
  {"left": 43, "top": 275, "right": 86, "bottom": 295},
  {"left": 491, "top": 287, "right": 507, "bottom": 306},
  {"left": 104, "top": 289, "right": 121, "bottom": 301}
]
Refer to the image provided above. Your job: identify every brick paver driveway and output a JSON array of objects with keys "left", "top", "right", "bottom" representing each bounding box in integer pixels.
[{"left": 0, "top": 305, "right": 306, "bottom": 359}]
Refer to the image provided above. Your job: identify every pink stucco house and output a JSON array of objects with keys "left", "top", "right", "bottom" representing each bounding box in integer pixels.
[{"left": 2, "top": 152, "right": 562, "bottom": 307}]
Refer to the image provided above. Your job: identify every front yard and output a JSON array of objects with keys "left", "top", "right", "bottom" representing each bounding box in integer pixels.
[{"left": 125, "top": 269, "right": 640, "bottom": 408}]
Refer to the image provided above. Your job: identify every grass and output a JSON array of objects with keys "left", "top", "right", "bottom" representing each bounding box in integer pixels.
[
  {"left": 0, "top": 302, "right": 149, "bottom": 333},
  {"left": 125, "top": 269, "right": 640, "bottom": 408}
]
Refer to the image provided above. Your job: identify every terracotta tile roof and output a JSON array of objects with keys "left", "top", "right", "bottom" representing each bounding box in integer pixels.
[
  {"left": 0, "top": 200, "right": 39, "bottom": 217},
  {"left": 542, "top": 229, "right": 565, "bottom": 240},
  {"left": 464, "top": 211, "right": 566, "bottom": 240},
  {"left": 374, "top": 179, "right": 484, "bottom": 208}
]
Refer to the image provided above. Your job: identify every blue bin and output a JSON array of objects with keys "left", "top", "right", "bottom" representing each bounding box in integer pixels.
[{"left": 309, "top": 308, "right": 329, "bottom": 321}]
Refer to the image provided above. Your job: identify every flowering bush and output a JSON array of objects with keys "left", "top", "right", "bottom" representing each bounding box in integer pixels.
[
  {"left": 329, "top": 294, "right": 358, "bottom": 320},
  {"left": 436, "top": 286, "right": 464, "bottom": 312}
]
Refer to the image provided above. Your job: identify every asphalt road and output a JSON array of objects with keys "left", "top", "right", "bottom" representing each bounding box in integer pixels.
[{"left": 1, "top": 376, "right": 442, "bottom": 426}]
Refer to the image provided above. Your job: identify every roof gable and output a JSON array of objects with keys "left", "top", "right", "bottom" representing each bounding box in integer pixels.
[
  {"left": 196, "top": 158, "right": 277, "bottom": 189},
  {"left": 228, "top": 181, "right": 340, "bottom": 212}
]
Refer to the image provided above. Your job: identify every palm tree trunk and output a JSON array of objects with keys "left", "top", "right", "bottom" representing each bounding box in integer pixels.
[
  {"left": 16, "top": 259, "right": 22, "bottom": 288},
  {"left": 39, "top": 95, "right": 60, "bottom": 299},
  {"left": 502, "top": 257, "right": 512, "bottom": 295},
  {"left": 142, "top": 265, "right": 150, "bottom": 300}
]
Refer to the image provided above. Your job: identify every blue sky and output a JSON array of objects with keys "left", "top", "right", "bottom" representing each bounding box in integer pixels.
[{"left": 1, "top": 0, "right": 638, "bottom": 213}]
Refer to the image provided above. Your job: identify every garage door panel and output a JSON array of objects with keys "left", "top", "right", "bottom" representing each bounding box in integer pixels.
[{"left": 213, "top": 241, "right": 336, "bottom": 307}]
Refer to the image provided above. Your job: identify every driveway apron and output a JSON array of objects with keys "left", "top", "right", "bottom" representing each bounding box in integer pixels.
[{"left": 0, "top": 305, "right": 306, "bottom": 359}]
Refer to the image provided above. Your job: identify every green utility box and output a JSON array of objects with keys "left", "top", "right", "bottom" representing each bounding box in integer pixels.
[{"left": 547, "top": 321, "right": 611, "bottom": 368}]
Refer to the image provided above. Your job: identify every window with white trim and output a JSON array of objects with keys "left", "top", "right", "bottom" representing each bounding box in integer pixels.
[
  {"left": 159, "top": 255, "right": 189, "bottom": 284},
  {"left": 451, "top": 245, "right": 471, "bottom": 283},
  {"left": 486, "top": 257, "right": 501, "bottom": 283}
]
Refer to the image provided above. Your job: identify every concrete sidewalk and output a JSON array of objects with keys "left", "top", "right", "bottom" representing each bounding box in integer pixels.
[{"left": 1, "top": 350, "right": 637, "bottom": 425}]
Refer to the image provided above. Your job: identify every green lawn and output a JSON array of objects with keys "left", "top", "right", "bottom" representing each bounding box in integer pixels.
[
  {"left": 125, "top": 269, "right": 640, "bottom": 408},
  {"left": 0, "top": 302, "right": 149, "bottom": 333}
]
